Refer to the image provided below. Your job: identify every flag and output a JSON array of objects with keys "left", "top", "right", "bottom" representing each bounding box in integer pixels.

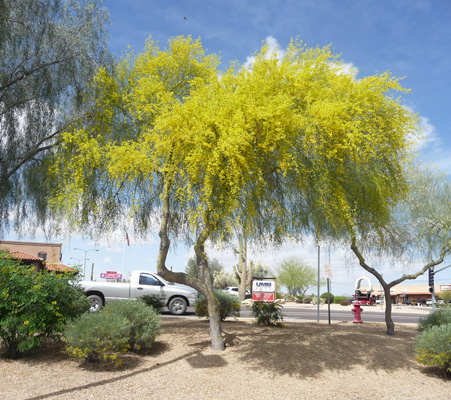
[{"left": 126, "top": 232, "right": 130, "bottom": 246}]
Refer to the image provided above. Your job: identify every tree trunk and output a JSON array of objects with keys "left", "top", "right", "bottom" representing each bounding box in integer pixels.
[
  {"left": 155, "top": 182, "right": 224, "bottom": 350},
  {"left": 383, "top": 285, "right": 395, "bottom": 335},
  {"left": 194, "top": 231, "right": 225, "bottom": 351},
  {"left": 238, "top": 233, "right": 247, "bottom": 302}
]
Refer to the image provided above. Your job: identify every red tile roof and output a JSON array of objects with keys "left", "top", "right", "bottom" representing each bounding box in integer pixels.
[
  {"left": 10, "top": 251, "right": 44, "bottom": 261},
  {"left": 46, "top": 263, "right": 76, "bottom": 272}
]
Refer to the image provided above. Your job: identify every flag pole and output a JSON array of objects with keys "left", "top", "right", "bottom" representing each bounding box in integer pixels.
[
  {"left": 121, "top": 241, "right": 126, "bottom": 282},
  {"left": 121, "top": 232, "right": 129, "bottom": 282}
]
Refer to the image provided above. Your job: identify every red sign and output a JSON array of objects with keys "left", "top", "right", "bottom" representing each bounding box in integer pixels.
[
  {"left": 101, "top": 272, "right": 122, "bottom": 279},
  {"left": 253, "top": 292, "right": 275, "bottom": 302}
]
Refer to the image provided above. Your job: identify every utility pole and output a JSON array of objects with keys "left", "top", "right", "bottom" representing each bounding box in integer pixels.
[{"left": 317, "top": 245, "right": 320, "bottom": 322}]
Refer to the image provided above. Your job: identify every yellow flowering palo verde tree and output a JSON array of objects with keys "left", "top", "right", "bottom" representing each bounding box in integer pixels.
[{"left": 51, "top": 36, "right": 418, "bottom": 349}]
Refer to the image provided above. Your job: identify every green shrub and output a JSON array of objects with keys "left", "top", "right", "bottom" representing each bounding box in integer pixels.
[
  {"left": 414, "top": 324, "right": 451, "bottom": 373},
  {"left": 303, "top": 296, "right": 312, "bottom": 304},
  {"left": 65, "top": 300, "right": 161, "bottom": 365},
  {"left": 334, "top": 296, "right": 349, "bottom": 304},
  {"left": 251, "top": 302, "right": 284, "bottom": 327},
  {"left": 340, "top": 299, "right": 351, "bottom": 306},
  {"left": 418, "top": 308, "right": 451, "bottom": 333},
  {"left": 320, "top": 292, "right": 334, "bottom": 304},
  {"left": 103, "top": 300, "right": 161, "bottom": 351},
  {"left": 65, "top": 310, "right": 131, "bottom": 365},
  {"left": 276, "top": 291, "right": 283, "bottom": 300},
  {"left": 0, "top": 252, "right": 90, "bottom": 359},
  {"left": 139, "top": 294, "right": 165, "bottom": 313},
  {"left": 195, "top": 291, "right": 240, "bottom": 321}
]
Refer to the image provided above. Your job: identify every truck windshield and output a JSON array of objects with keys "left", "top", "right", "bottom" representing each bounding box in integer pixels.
[{"left": 156, "top": 275, "right": 175, "bottom": 285}]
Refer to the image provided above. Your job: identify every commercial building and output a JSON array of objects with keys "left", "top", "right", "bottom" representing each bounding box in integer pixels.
[
  {"left": 0, "top": 240, "right": 72, "bottom": 272},
  {"left": 372, "top": 283, "right": 451, "bottom": 304}
]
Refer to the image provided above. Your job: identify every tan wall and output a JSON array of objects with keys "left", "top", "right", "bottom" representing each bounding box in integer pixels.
[{"left": 0, "top": 240, "right": 62, "bottom": 263}]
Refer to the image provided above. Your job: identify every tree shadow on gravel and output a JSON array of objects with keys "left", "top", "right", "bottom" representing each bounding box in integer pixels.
[{"left": 221, "top": 321, "right": 422, "bottom": 379}]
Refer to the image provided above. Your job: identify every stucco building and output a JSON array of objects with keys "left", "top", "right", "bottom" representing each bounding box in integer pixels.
[{"left": 0, "top": 240, "right": 72, "bottom": 272}]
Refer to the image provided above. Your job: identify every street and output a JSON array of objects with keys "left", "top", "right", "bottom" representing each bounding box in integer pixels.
[{"left": 172, "top": 304, "right": 431, "bottom": 324}]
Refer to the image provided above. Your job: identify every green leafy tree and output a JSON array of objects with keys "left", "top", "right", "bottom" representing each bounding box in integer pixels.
[
  {"left": 252, "top": 261, "right": 272, "bottom": 279},
  {"left": 350, "top": 166, "right": 451, "bottom": 335},
  {"left": 185, "top": 256, "right": 224, "bottom": 281},
  {"left": 276, "top": 258, "right": 318, "bottom": 297},
  {"left": 0, "top": 251, "right": 90, "bottom": 358},
  {"left": 0, "top": 0, "right": 111, "bottom": 236},
  {"left": 213, "top": 270, "right": 238, "bottom": 289},
  {"left": 439, "top": 290, "right": 451, "bottom": 304}
]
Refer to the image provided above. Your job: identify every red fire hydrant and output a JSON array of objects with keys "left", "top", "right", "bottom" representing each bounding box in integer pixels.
[{"left": 352, "top": 300, "right": 363, "bottom": 324}]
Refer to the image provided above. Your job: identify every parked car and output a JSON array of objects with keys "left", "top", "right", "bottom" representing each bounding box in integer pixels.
[
  {"left": 223, "top": 287, "right": 250, "bottom": 298},
  {"left": 79, "top": 270, "right": 198, "bottom": 315}
]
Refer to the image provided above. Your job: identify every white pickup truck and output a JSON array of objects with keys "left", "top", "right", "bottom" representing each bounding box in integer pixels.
[{"left": 80, "top": 270, "right": 198, "bottom": 315}]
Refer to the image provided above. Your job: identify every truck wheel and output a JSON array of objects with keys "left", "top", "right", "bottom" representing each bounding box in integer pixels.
[
  {"left": 88, "top": 294, "right": 103, "bottom": 312},
  {"left": 168, "top": 297, "right": 187, "bottom": 315}
]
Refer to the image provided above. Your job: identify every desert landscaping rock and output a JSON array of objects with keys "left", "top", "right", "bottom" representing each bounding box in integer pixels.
[{"left": 1, "top": 318, "right": 449, "bottom": 399}]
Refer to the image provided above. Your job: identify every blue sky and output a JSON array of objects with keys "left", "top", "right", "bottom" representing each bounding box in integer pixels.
[{"left": 14, "top": 1, "right": 451, "bottom": 294}]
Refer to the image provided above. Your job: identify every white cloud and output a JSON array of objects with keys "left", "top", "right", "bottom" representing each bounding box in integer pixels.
[
  {"left": 244, "top": 35, "right": 285, "bottom": 69},
  {"left": 103, "top": 257, "right": 112, "bottom": 264},
  {"left": 416, "top": 115, "right": 440, "bottom": 151},
  {"left": 334, "top": 62, "right": 358, "bottom": 77}
]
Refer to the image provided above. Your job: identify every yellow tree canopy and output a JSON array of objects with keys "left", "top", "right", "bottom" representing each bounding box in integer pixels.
[{"left": 51, "top": 36, "right": 418, "bottom": 244}]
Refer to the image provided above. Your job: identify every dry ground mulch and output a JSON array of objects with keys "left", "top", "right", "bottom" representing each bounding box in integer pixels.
[{"left": 1, "top": 318, "right": 450, "bottom": 400}]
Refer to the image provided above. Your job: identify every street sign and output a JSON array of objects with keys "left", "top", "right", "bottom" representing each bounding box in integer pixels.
[{"left": 324, "top": 264, "right": 333, "bottom": 278}]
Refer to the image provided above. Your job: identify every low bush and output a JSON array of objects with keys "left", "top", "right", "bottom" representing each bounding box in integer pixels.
[
  {"left": 340, "top": 299, "right": 351, "bottom": 306},
  {"left": 65, "top": 300, "right": 161, "bottom": 365},
  {"left": 334, "top": 296, "right": 350, "bottom": 304},
  {"left": 103, "top": 300, "right": 161, "bottom": 351},
  {"left": 311, "top": 296, "right": 325, "bottom": 305},
  {"left": 303, "top": 296, "right": 312, "bottom": 304},
  {"left": 0, "top": 252, "right": 90, "bottom": 359},
  {"left": 251, "top": 302, "right": 284, "bottom": 327},
  {"left": 295, "top": 298, "right": 303, "bottom": 303},
  {"left": 195, "top": 291, "right": 240, "bottom": 321},
  {"left": 418, "top": 308, "right": 451, "bottom": 333},
  {"left": 139, "top": 294, "right": 166, "bottom": 313},
  {"left": 320, "top": 292, "right": 334, "bottom": 304},
  {"left": 65, "top": 310, "right": 130, "bottom": 365},
  {"left": 414, "top": 324, "right": 451, "bottom": 373}
]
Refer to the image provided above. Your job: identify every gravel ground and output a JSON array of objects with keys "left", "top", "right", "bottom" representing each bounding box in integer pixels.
[{"left": 1, "top": 310, "right": 450, "bottom": 400}]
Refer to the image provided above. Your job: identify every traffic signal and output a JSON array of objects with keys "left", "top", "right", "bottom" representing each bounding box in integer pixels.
[{"left": 428, "top": 268, "right": 435, "bottom": 287}]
